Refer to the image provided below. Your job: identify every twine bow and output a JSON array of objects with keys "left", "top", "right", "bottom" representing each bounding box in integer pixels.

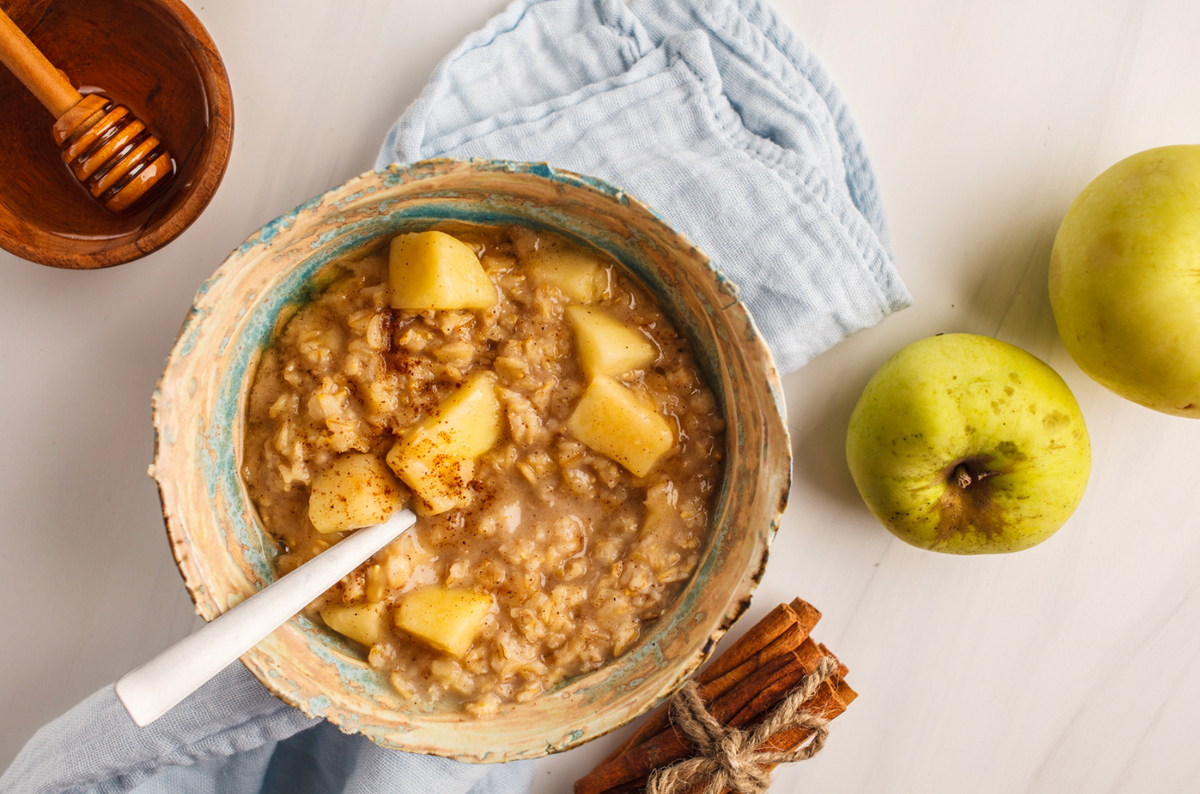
[{"left": 646, "top": 656, "right": 839, "bottom": 794}]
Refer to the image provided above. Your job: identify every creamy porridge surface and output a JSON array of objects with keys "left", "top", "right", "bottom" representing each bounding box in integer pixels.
[{"left": 242, "top": 225, "right": 724, "bottom": 715}]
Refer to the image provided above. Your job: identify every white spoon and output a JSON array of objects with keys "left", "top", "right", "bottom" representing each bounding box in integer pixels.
[{"left": 115, "top": 509, "right": 417, "bottom": 727}]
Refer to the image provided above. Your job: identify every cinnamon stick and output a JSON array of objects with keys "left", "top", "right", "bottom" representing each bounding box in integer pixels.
[
  {"left": 599, "top": 671, "right": 850, "bottom": 794},
  {"left": 723, "top": 640, "right": 848, "bottom": 738},
  {"left": 725, "top": 641, "right": 827, "bottom": 729},
  {"left": 601, "top": 600, "right": 822, "bottom": 766},
  {"left": 703, "top": 599, "right": 820, "bottom": 693},
  {"left": 699, "top": 601, "right": 805, "bottom": 684},
  {"left": 576, "top": 651, "right": 806, "bottom": 794},
  {"left": 787, "top": 598, "right": 822, "bottom": 639},
  {"left": 755, "top": 679, "right": 858, "bottom": 755},
  {"left": 702, "top": 623, "right": 803, "bottom": 701},
  {"left": 577, "top": 600, "right": 853, "bottom": 794},
  {"left": 608, "top": 622, "right": 805, "bottom": 764},
  {"left": 706, "top": 680, "right": 857, "bottom": 794},
  {"left": 817, "top": 642, "right": 850, "bottom": 679}
]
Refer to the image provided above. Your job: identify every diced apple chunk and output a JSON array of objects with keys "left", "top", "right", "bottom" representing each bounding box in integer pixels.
[
  {"left": 308, "top": 453, "right": 404, "bottom": 534},
  {"left": 405, "top": 458, "right": 475, "bottom": 517},
  {"left": 395, "top": 586, "right": 493, "bottom": 657},
  {"left": 386, "top": 372, "right": 503, "bottom": 515},
  {"left": 526, "top": 239, "right": 610, "bottom": 303},
  {"left": 566, "top": 305, "right": 657, "bottom": 379},
  {"left": 567, "top": 375, "right": 675, "bottom": 477},
  {"left": 320, "top": 601, "right": 389, "bottom": 647},
  {"left": 389, "top": 230, "right": 498, "bottom": 310}
]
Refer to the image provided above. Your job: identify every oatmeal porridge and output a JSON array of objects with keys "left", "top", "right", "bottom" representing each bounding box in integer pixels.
[{"left": 242, "top": 225, "right": 725, "bottom": 716}]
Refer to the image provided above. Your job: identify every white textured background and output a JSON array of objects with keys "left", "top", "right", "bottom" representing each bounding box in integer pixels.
[{"left": 2, "top": 1, "right": 1199, "bottom": 792}]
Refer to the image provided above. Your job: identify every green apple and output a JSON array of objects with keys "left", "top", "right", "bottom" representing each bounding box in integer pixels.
[
  {"left": 846, "top": 334, "right": 1091, "bottom": 554},
  {"left": 1049, "top": 144, "right": 1200, "bottom": 417}
]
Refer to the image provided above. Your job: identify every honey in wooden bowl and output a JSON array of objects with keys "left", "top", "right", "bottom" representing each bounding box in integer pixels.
[{"left": 0, "top": 0, "right": 232, "bottom": 268}]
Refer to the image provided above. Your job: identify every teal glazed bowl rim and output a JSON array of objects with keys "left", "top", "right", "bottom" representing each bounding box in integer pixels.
[{"left": 152, "top": 158, "right": 791, "bottom": 761}]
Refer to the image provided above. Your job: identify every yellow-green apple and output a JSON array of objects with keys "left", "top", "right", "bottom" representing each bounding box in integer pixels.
[
  {"left": 846, "top": 334, "right": 1091, "bottom": 554},
  {"left": 1049, "top": 144, "right": 1200, "bottom": 417}
]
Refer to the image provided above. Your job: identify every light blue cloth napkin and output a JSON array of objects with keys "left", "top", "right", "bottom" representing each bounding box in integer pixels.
[{"left": 3, "top": 1, "right": 906, "bottom": 792}]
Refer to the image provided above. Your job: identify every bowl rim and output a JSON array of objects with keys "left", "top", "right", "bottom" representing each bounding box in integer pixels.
[
  {"left": 152, "top": 158, "right": 792, "bottom": 760},
  {"left": 0, "top": 0, "right": 234, "bottom": 269}
]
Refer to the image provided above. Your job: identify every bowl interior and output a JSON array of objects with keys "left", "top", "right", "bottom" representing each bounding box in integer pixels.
[
  {"left": 0, "top": 0, "right": 232, "bottom": 268},
  {"left": 154, "top": 160, "right": 790, "bottom": 761}
]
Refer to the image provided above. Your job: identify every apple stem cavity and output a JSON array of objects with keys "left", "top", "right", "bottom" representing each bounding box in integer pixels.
[
  {"left": 930, "top": 458, "right": 1009, "bottom": 546},
  {"left": 951, "top": 460, "right": 996, "bottom": 490}
]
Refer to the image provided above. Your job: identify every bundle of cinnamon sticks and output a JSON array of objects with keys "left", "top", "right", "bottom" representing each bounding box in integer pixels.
[{"left": 574, "top": 598, "right": 856, "bottom": 794}]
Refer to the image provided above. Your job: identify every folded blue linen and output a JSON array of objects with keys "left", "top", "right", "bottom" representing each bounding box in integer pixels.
[{"left": 2, "top": 1, "right": 906, "bottom": 792}]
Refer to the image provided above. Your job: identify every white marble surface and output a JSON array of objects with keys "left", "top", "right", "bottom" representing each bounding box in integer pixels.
[{"left": 3, "top": 0, "right": 1199, "bottom": 791}]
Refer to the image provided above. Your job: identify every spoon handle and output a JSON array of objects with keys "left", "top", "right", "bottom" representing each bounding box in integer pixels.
[{"left": 115, "top": 509, "right": 417, "bottom": 727}]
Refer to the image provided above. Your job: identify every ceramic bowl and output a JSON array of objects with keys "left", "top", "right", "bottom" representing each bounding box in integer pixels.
[
  {"left": 0, "top": 0, "right": 232, "bottom": 268},
  {"left": 152, "top": 159, "right": 790, "bottom": 761}
]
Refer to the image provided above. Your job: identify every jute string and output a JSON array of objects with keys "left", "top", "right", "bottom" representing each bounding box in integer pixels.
[{"left": 646, "top": 656, "right": 839, "bottom": 794}]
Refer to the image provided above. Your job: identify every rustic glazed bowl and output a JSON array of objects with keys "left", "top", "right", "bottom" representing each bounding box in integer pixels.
[
  {"left": 152, "top": 159, "right": 790, "bottom": 761},
  {"left": 0, "top": 0, "right": 232, "bottom": 268}
]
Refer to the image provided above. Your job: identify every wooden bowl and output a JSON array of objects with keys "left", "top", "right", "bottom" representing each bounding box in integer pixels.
[
  {"left": 152, "top": 160, "right": 791, "bottom": 761},
  {"left": 0, "top": 0, "right": 232, "bottom": 268}
]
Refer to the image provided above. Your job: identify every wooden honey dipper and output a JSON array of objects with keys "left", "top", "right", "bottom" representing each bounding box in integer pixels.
[{"left": 0, "top": 7, "right": 175, "bottom": 213}]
